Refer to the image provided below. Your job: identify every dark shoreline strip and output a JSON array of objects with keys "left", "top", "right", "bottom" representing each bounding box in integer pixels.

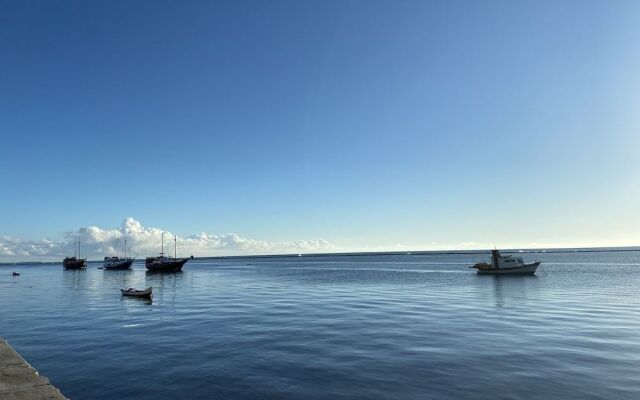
[
  {"left": 0, "top": 338, "right": 66, "bottom": 400},
  {"left": 1, "top": 246, "right": 639, "bottom": 265}
]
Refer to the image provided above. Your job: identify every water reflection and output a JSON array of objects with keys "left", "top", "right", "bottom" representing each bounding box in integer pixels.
[
  {"left": 491, "top": 276, "right": 505, "bottom": 307},
  {"left": 484, "top": 274, "right": 537, "bottom": 307},
  {"left": 62, "top": 268, "right": 88, "bottom": 288},
  {"left": 101, "top": 269, "right": 136, "bottom": 289},
  {"left": 120, "top": 296, "right": 152, "bottom": 305},
  {"left": 144, "top": 271, "right": 183, "bottom": 286},
  {"left": 145, "top": 271, "right": 184, "bottom": 304}
]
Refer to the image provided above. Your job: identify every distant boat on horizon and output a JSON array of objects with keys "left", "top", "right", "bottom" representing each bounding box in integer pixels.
[
  {"left": 63, "top": 239, "right": 87, "bottom": 270},
  {"left": 470, "top": 249, "right": 540, "bottom": 275},
  {"left": 103, "top": 234, "right": 134, "bottom": 270},
  {"left": 145, "top": 232, "right": 192, "bottom": 273}
]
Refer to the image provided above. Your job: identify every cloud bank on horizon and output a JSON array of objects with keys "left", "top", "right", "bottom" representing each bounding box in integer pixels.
[
  {"left": 0, "top": 218, "right": 335, "bottom": 261},
  {"left": 2, "top": 218, "right": 627, "bottom": 263}
]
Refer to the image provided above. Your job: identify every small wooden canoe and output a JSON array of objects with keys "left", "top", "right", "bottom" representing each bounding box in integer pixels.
[{"left": 121, "top": 287, "right": 152, "bottom": 299}]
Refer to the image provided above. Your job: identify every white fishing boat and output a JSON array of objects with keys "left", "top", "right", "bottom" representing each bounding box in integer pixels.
[
  {"left": 470, "top": 249, "right": 541, "bottom": 275},
  {"left": 121, "top": 287, "right": 152, "bottom": 299}
]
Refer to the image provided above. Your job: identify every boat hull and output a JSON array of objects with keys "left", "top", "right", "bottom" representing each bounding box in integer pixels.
[
  {"left": 476, "top": 262, "right": 540, "bottom": 275},
  {"left": 63, "top": 258, "right": 87, "bottom": 269},
  {"left": 145, "top": 257, "right": 190, "bottom": 273},
  {"left": 104, "top": 259, "right": 134, "bottom": 270},
  {"left": 121, "top": 287, "right": 152, "bottom": 299}
]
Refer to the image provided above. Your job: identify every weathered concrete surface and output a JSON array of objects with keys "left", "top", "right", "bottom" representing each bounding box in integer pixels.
[{"left": 0, "top": 338, "right": 66, "bottom": 400}]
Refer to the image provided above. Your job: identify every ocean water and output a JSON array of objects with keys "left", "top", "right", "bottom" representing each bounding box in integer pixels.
[{"left": 1, "top": 251, "right": 640, "bottom": 399}]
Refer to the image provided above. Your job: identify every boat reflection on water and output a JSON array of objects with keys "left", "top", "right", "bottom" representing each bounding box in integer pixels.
[
  {"left": 101, "top": 268, "right": 137, "bottom": 291},
  {"left": 120, "top": 294, "right": 152, "bottom": 305},
  {"left": 62, "top": 267, "right": 88, "bottom": 289},
  {"left": 144, "top": 269, "right": 184, "bottom": 305}
]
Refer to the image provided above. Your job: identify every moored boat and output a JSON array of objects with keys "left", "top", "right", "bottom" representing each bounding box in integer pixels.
[
  {"left": 121, "top": 287, "right": 152, "bottom": 299},
  {"left": 145, "top": 232, "right": 193, "bottom": 273},
  {"left": 470, "top": 249, "right": 540, "bottom": 275},
  {"left": 63, "top": 256, "right": 87, "bottom": 269},
  {"left": 63, "top": 239, "right": 87, "bottom": 269},
  {"left": 104, "top": 257, "right": 134, "bottom": 270},
  {"left": 145, "top": 256, "right": 191, "bottom": 272},
  {"left": 63, "top": 257, "right": 87, "bottom": 269},
  {"left": 103, "top": 234, "right": 134, "bottom": 270}
]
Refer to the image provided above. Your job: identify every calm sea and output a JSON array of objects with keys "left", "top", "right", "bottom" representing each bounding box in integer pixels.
[{"left": 1, "top": 251, "right": 640, "bottom": 399}]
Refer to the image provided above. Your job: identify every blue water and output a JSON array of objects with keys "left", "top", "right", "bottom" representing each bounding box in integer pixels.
[{"left": 1, "top": 251, "right": 640, "bottom": 399}]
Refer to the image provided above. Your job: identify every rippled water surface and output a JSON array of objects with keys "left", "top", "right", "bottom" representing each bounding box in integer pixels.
[{"left": 1, "top": 251, "right": 640, "bottom": 399}]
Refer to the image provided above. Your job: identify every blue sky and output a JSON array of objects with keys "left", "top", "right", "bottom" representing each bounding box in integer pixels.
[{"left": 1, "top": 0, "right": 639, "bottom": 256}]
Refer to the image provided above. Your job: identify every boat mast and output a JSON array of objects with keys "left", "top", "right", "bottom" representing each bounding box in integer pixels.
[
  {"left": 174, "top": 235, "right": 177, "bottom": 260},
  {"left": 124, "top": 234, "right": 127, "bottom": 259},
  {"left": 78, "top": 239, "right": 81, "bottom": 259},
  {"left": 161, "top": 232, "right": 164, "bottom": 256}
]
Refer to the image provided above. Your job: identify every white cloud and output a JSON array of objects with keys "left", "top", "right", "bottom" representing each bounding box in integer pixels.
[
  {"left": 3, "top": 218, "right": 631, "bottom": 263},
  {"left": 0, "top": 217, "right": 336, "bottom": 262}
]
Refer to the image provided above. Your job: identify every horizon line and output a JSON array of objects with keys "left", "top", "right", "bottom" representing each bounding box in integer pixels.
[{"left": 2, "top": 245, "right": 639, "bottom": 265}]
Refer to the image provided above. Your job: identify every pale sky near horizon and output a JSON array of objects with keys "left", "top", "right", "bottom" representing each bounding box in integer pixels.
[{"left": 1, "top": 0, "right": 639, "bottom": 259}]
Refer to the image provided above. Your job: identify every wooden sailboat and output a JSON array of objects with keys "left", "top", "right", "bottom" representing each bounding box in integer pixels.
[
  {"left": 103, "top": 234, "right": 134, "bottom": 270},
  {"left": 63, "top": 239, "right": 87, "bottom": 269},
  {"left": 145, "top": 232, "right": 192, "bottom": 273}
]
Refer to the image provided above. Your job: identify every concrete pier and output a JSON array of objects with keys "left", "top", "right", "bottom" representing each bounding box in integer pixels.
[{"left": 0, "top": 338, "right": 66, "bottom": 400}]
